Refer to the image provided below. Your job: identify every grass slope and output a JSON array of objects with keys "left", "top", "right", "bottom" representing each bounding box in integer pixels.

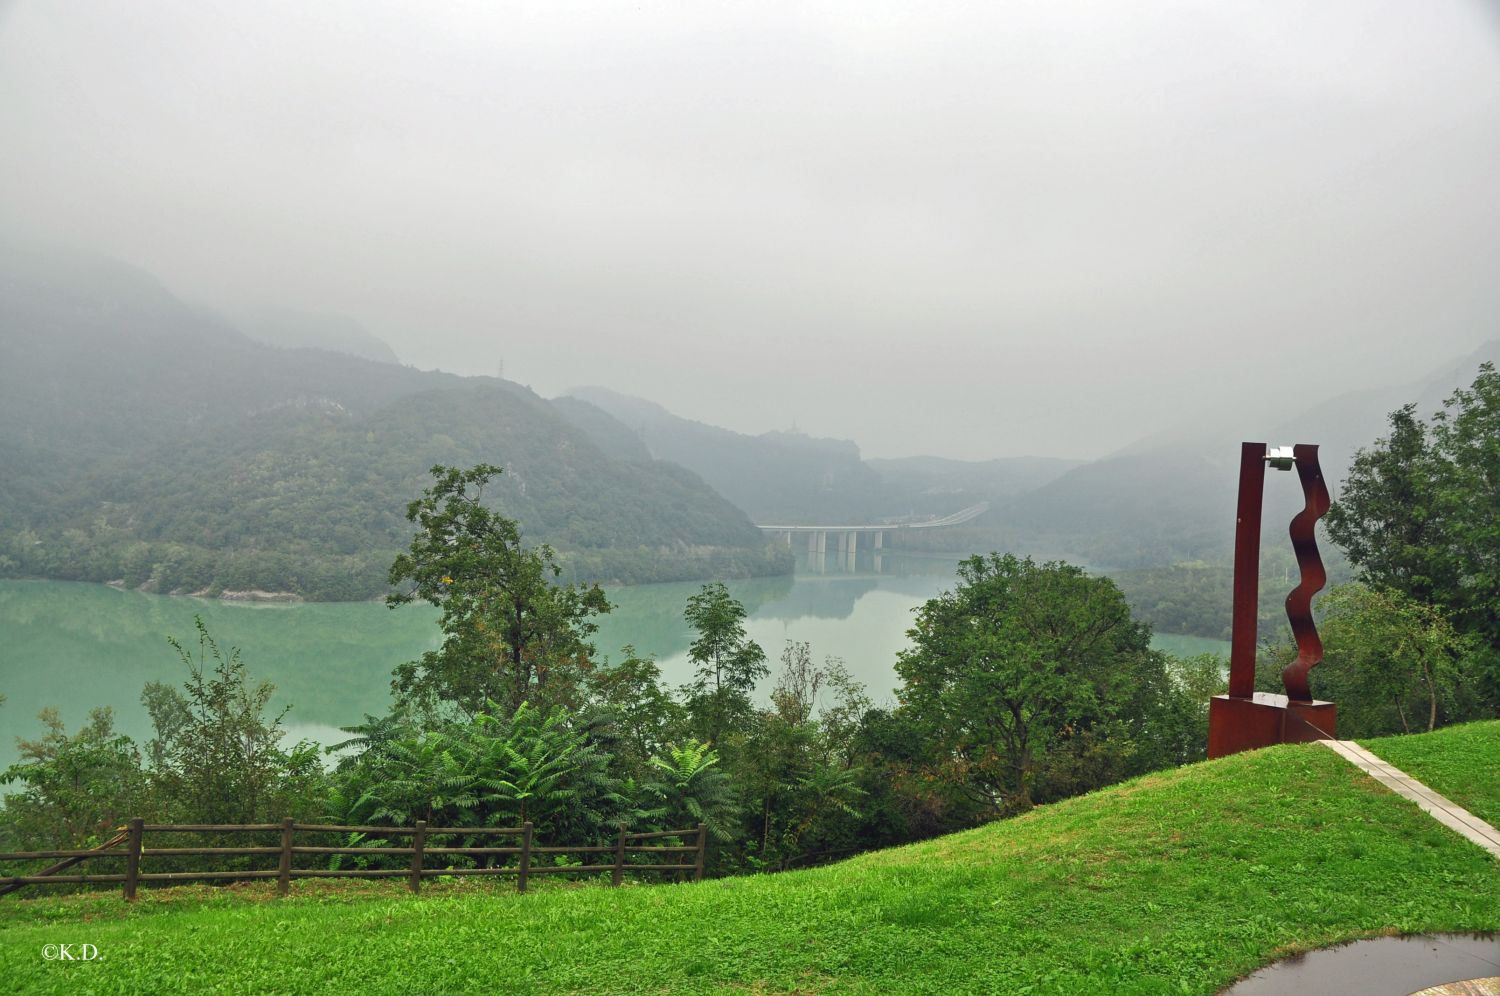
[
  {"left": 4, "top": 742, "right": 1498, "bottom": 994},
  {"left": 1360, "top": 720, "right": 1500, "bottom": 827}
]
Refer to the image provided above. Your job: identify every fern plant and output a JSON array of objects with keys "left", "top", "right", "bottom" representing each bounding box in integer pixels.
[{"left": 644, "top": 741, "right": 738, "bottom": 842}]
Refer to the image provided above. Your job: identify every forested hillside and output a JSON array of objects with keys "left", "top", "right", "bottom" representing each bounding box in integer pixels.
[
  {"left": 0, "top": 245, "right": 789, "bottom": 599},
  {"left": 564, "top": 386, "right": 1241, "bottom": 574},
  {"left": 564, "top": 365, "right": 1500, "bottom": 644},
  {"left": 567, "top": 386, "right": 897, "bottom": 523}
]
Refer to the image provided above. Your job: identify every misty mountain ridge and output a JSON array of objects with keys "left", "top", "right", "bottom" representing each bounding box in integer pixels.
[
  {"left": 950, "top": 334, "right": 1498, "bottom": 572},
  {"left": 567, "top": 337, "right": 1498, "bottom": 576},
  {"left": 564, "top": 385, "right": 1082, "bottom": 526},
  {"left": 564, "top": 385, "right": 894, "bottom": 525},
  {"left": 1110, "top": 337, "right": 1500, "bottom": 486},
  {"left": 0, "top": 244, "right": 788, "bottom": 599},
  {"left": 226, "top": 305, "right": 404, "bottom": 366},
  {"left": 3, "top": 240, "right": 1494, "bottom": 607}
]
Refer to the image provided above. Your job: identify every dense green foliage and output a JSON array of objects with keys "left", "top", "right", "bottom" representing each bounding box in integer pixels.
[
  {"left": 336, "top": 703, "right": 623, "bottom": 838},
  {"left": 1259, "top": 584, "right": 1485, "bottom": 738},
  {"left": 0, "top": 248, "right": 789, "bottom": 599},
  {"left": 386, "top": 465, "right": 611, "bottom": 713},
  {"left": 143, "top": 620, "right": 324, "bottom": 826},
  {"left": 680, "top": 582, "right": 769, "bottom": 743},
  {"left": 896, "top": 554, "right": 1218, "bottom": 815},
  {"left": 3, "top": 542, "right": 1223, "bottom": 885},
  {"left": 0, "top": 708, "right": 147, "bottom": 853},
  {"left": 1111, "top": 546, "right": 1352, "bottom": 642},
  {"left": 4, "top": 738, "right": 1497, "bottom": 994},
  {"left": 1326, "top": 363, "right": 1500, "bottom": 713},
  {"left": 0, "top": 618, "right": 326, "bottom": 860}
]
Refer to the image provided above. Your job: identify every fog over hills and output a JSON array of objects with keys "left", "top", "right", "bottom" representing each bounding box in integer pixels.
[
  {"left": 2, "top": 2, "right": 1496, "bottom": 461},
  {"left": 2, "top": 235, "right": 1495, "bottom": 607},
  {"left": 0, "top": 245, "right": 788, "bottom": 599},
  {"left": 572, "top": 339, "right": 1500, "bottom": 575},
  {"left": 566, "top": 386, "right": 894, "bottom": 524},
  {"left": 227, "top": 306, "right": 403, "bottom": 366}
]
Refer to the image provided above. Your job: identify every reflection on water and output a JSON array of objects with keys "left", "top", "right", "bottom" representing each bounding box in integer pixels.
[
  {"left": 791, "top": 546, "right": 957, "bottom": 578},
  {"left": 0, "top": 581, "right": 442, "bottom": 769},
  {"left": 0, "top": 557, "right": 1228, "bottom": 768}
]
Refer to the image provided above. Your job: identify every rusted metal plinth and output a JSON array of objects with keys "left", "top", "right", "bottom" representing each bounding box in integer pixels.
[{"left": 1208, "top": 693, "right": 1336, "bottom": 759}]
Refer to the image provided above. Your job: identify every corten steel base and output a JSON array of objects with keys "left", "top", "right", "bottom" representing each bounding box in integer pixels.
[{"left": 1208, "top": 693, "right": 1336, "bottom": 759}]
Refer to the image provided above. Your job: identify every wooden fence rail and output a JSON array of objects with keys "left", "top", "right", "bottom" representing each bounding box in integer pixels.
[{"left": 0, "top": 818, "right": 708, "bottom": 901}]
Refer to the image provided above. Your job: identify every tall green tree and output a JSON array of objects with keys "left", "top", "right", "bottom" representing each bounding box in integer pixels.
[
  {"left": 1327, "top": 364, "right": 1500, "bottom": 711},
  {"left": 1324, "top": 405, "right": 1452, "bottom": 606},
  {"left": 732, "top": 643, "right": 869, "bottom": 871},
  {"left": 1328, "top": 365, "right": 1500, "bottom": 633},
  {"left": 895, "top": 553, "right": 1156, "bottom": 816},
  {"left": 682, "top": 582, "right": 767, "bottom": 742},
  {"left": 388, "top": 464, "right": 611, "bottom": 713},
  {"left": 145, "top": 618, "right": 324, "bottom": 825},
  {"left": 582, "top": 647, "right": 686, "bottom": 776}
]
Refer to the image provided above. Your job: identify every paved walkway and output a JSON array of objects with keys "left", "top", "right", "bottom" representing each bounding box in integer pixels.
[
  {"left": 1319, "top": 739, "right": 1500, "bottom": 859},
  {"left": 1413, "top": 978, "right": 1500, "bottom": 995}
]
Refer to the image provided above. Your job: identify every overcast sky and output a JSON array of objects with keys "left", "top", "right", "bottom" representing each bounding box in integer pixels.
[{"left": 2, "top": 1, "right": 1497, "bottom": 460}]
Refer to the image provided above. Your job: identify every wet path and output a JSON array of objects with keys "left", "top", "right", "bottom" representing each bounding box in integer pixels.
[{"left": 1225, "top": 934, "right": 1500, "bottom": 995}]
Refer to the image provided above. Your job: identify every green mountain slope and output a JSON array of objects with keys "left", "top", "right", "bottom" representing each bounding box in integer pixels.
[
  {"left": 1000, "top": 452, "right": 1237, "bottom": 569},
  {"left": 569, "top": 385, "right": 896, "bottom": 524},
  {"left": 4, "top": 730, "right": 1497, "bottom": 993},
  {"left": 0, "top": 245, "right": 789, "bottom": 598},
  {"left": 867, "top": 453, "right": 1083, "bottom": 503}
]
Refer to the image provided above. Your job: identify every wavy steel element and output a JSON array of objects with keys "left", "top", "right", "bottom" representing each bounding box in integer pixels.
[{"left": 1281, "top": 444, "right": 1331, "bottom": 703}]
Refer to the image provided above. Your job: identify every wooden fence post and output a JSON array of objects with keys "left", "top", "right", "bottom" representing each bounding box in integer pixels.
[
  {"left": 277, "top": 818, "right": 294, "bottom": 896},
  {"left": 611, "top": 824, "right": 626, "bottom": 887},
  {"left": 124, "top": 818, "right": 144, "bottom": 901},
  {"left": 409, "top": 821, "right": 427, "bottom": 895},
  {"left": 517, "top": 822, "right": 533, "bottom": 894},
  {"left": 693, "top": 823, "right": 707, "bottom": 882}
]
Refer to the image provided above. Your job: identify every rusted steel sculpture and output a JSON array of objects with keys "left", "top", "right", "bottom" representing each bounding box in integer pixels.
[
  {"left": 1282, "top": 444, "right": 1331, "bottom": 704},
  {"left": 1207, "top": 442, "right": 1337, "bottom": 758}
]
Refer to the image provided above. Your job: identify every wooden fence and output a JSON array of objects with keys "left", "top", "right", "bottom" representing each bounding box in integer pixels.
[{"left": 0, "top": 819, "right": 708, "bottom": 900}]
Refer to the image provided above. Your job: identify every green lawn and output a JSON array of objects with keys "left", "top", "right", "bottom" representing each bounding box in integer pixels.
[
  {"left": 1360, "top": 720, "right": 1500, "bottom": 827},
  {"left": 3, "top": 740, "right": 1497, "bottom": 995}
]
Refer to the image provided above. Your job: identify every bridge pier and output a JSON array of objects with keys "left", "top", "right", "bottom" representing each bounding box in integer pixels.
[{"left": 758, "top": 503, "right": 988, "bottom": 572}]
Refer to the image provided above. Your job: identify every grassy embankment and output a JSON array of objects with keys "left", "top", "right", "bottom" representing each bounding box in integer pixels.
[
  {"left": 3, "top": 724, "right": 1497, "bottom": 994},
  {"left": 1360, "top": 720, "right": 1500, "bottom": 826}
]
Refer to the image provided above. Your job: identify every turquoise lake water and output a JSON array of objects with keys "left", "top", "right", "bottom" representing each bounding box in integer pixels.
[{"left": 0, "top": 559, "right": 1228, "bottom": 768}]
